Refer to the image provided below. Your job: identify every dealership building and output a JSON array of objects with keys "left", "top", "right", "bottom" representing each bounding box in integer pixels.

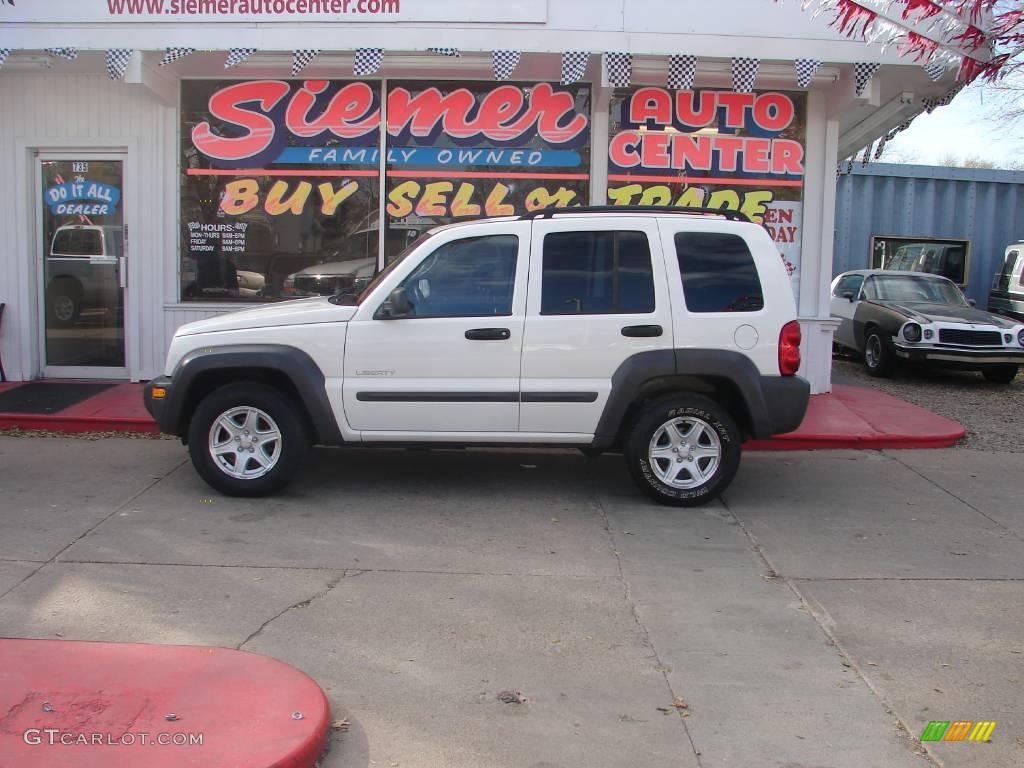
[{"left": 0, "top": 0, "right": 981, "bottom": 393}]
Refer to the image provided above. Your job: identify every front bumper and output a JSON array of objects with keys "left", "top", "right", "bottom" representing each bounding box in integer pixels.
[
  {"left": 143, "top": 376, "right": 177, "bottom": 434},
  {"left": 893, "top": 342, "right": 1024, "bottom": 366}
]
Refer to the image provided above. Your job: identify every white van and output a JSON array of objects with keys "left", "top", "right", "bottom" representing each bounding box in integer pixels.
[{"left": 988, "top": 244, "right": 1024, "bottom": 322}]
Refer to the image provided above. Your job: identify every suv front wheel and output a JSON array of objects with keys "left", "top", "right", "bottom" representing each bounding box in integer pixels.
[
  {"left": 625, "top": 394, "right": 741, "bottom": 507},
  {"left": 187, "top": 382, "right": 309, "bottom": 497}
]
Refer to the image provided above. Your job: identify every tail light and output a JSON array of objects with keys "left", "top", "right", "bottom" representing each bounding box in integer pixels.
[{"left": 779, "top": 320, "right": 802, "bottom": 376}]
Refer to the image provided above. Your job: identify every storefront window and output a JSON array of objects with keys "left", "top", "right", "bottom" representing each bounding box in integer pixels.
[
  {"left": 180, "top": 80, "right": 381, "bottom": 301},
  {"left": 382, "top": 82, "right": 592, "bottom": 264},
  {"left": 608, "top": 88, "right": 806, "bottom": 297}
]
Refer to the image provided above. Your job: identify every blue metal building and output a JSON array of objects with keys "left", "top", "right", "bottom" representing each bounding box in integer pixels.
[{"left": 834, "top": 163, "right": 1024, "bottom": 305}]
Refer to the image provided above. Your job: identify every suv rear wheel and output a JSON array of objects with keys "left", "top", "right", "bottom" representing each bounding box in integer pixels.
[
  {"left": 625, "top": 394, "right": 741, "bottom": 507},
  {"left": 187, "top": 382, "right": 309, "bottom": 497}
]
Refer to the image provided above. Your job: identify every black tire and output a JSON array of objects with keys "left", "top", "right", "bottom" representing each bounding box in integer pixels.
[
  {"left": 187, "top": 382, "right": 309, "bottom": 497},
  {"left": 982, "top": 365, "right": 1019, "bottom": 384},
  {"left": 47, "top": 279, "right": 82, "bottom": 327},
  {"left": 863, "top": 329, "right": 896, "bottom": 378},
  {"left": 624, "top": 394, "right": 742, "bottom": 507}
]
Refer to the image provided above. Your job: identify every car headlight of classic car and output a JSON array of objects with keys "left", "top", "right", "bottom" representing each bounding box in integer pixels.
[
  {"left": 902, "top": 322, "right": 923, "bottom": 343},
  {"left": 1018, "top": 328, "right": 1024, "bottom": 347}
]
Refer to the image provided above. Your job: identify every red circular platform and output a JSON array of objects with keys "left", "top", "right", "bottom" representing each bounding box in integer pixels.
[{"left": 0, "top": 638, "right": 330, "bottom": 768}]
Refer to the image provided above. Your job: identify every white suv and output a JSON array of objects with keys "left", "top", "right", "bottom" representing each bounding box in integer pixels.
[{"left": 146, "top": 208, "right": 809, "bottom": 506}]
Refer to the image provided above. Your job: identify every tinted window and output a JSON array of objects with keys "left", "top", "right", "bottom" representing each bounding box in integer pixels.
[
  {"left": 833, "top": 274, "right": 864, "bottom": 298},
  {"left": 541, "top": 231, "right": 655, "bottom": 315},
  {"left": 52, "top": 228, "right": 104, "bottom": 257},
  {"left": 675, "top": 232, "right": 764, "bottom": 312},
  {"left": 399, "top": 235, "right": 518, "bottom": 318}
]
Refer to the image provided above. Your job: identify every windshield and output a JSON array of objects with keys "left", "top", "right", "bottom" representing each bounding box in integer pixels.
[
  {"left": 330, "top": 231, "right": 434, "bottom": 306},
  {"left": 863, "top": 274, "right": 967, "bottom": 306}
]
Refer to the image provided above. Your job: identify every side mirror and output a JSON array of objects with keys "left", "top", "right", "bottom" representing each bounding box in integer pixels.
[
  {"left": 377, "top": 286, "right": 412, "bottom": 319},
  {"left": 842, "top": 291, "right": 855, "bottom": 301},
  {"left": 968, "top": 298, "right": 977, "bottom": 307}
]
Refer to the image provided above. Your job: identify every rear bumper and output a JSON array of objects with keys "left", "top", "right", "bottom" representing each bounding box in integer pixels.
[
  {"left": 143, "top": 376, "right": 178, "bottom": 435},
  {"left": 758, "top": 375, "right": 810, "bottom": 437},
  {"left": 893, "top": 342, "right": 1024, "bottom": 366}
]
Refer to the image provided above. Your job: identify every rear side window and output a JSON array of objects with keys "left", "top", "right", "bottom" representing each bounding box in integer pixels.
[
  {"left": 675, "top": 232, "right": 764, "bottom": 313},
  {"left": 541, "top": 230, "right": 655, "bottom": 315}
]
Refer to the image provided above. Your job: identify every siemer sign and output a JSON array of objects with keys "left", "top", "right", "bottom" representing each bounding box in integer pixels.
[{"left": 0, "top": 0, "right": 547, "bottom": 23}]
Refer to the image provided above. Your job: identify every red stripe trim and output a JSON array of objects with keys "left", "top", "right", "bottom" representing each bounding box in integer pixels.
[
  {"left": 187, "top": 169, "right": 380, "bottom": 177},
  {"left": 608, "top": 174, "right": 804, "bottom": 187},
  {"left": 387, "top": 170, "right": 590, "bottom": 181}
]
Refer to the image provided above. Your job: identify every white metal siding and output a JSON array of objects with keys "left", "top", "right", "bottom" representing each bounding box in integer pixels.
[{"left": 0, "top": 72, "right": 236, "bottom": 381}]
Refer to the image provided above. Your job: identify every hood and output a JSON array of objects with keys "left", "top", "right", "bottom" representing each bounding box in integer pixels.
[
  {"left": 291, "top": 257, "right": 376, "bottom": 278},
  {"left": 175, "top": 297, "right": 356, "bottom": 336},
  {"left": 873, "top": 301, "right": 1017, "bottom": 328}
]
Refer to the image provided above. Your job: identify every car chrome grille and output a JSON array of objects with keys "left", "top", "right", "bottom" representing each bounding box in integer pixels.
[{"left": 938, "top": 329, "right": 1002, "bottom": 346}]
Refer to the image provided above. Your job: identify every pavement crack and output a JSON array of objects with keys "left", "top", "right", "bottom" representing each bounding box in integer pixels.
[
  {"left": 888, "top": 453, "right": 1024, "bottom": 544},
  {"left": 720, "top": 493, "right": 943, "bottom": 767},
  {"left": 0, "top": 459, "right": 187, "bottom": 603},
  {"left": 592, "top": 495, "right": 703, "bottom": 768},
  {"left": 237, "top": 574, "right": 344, "bottom": 650}
]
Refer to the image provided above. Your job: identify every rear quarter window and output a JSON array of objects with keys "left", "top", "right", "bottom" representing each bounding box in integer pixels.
[{"left": 674, "top": 232, "right": 764, "bottom": 313}]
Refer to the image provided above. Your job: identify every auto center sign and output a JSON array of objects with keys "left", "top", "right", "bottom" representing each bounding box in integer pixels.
[{"left": 1, "top": 0, "right": 547, "bottom": 23}]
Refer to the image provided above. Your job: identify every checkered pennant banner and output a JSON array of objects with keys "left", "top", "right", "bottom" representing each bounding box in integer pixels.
[
  {"left": 874, "top": 133, "right": 888, "bottom": 160},
  {"left": 106, "top": 49, "right": 133, "bottom": 80},
  {"left": 845, "top": 157, "right": 854, "bottom": 175},
  {"left": 604, "top": 52, "right": 632, "bottom": 88},
  {"left": 731, "top": 57, "right": 759, "bottom": 93},
  {"left": 923, "top": 61, "right": 946, "bottom": 82},
  {"left": 160, "top": 47, "right": 195, "bottom": 66},
  {"left": 224, "top": 48, "right": 257, "bottom": 69},
  {"left": 561, "top": 51, "right": 589, "bottom": 85},
  {"left": 0, "top": 49, "right": 10, "bottom": 69},
  {"left": 492, "top": 50, "right": 521, "bottom": 81},
  {"left": 46, "top": 48, "right": 78, "bottom": 60},
  {"left": 861, "top": 142, "right": 874, "bottom": 167},
  {"left": 794, "top": 58, "right": 822, "bottom": 89},
  {"left": 427, "top": 47, "right": 461, "bottom": 57},
  {"left": 354, "top": 48, "right": 383, "bottom": 77},
  {"left": 293, "top": 49, "right": 319, "bottom": 76},
  {"left": 923, "top": 86, "right": 961, "bottom": 114},
  {"left": 667, "top": 55, "right": 697, "bottom": 90},
  {"left": 854, "top": 62, "right": 880, "bottom": 97}
]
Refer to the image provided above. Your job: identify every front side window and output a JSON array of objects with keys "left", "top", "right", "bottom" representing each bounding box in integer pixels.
[
  {"left": 675, "top": 232, "right": 764, "bottom": 312},
  {"left": 540, "top": 231, "right": 655, "bottom": 315},
  {"left": 397, "top": 234, "right": 518, "bottom": 318},
  {"left": 833, "top": 274, "right": 864, "bottom": 298}
]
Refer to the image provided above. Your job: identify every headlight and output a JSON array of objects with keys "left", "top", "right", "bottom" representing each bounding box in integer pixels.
[
  {"left": 903, "top": 323, "right": 922, "bottom": 342},
  {"left": 1006, "top": 334, "right": 1013, "bottom": 344},
  {"left": 1018, "top": 329, "right": 1024, "bottom": 346}
]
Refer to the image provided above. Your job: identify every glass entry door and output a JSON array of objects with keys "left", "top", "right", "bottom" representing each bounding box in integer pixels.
[{"left": 38, "top": 155, "right": 128, "bottom": 377}]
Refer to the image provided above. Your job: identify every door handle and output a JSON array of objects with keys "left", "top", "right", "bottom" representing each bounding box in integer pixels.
[
  {"left": 621, "top": 324, "right": 663, "bottom": 338},
  {"left": 465, "top": 328, "right": 511, "bottom": 341},
  {"left": 119, "top": 257, "right": 127, "bottom": 289}
]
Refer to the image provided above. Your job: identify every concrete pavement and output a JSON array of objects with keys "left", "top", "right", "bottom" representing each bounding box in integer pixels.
[{"left": 0, "top": 437, "right": 1021, "bottom": 767}]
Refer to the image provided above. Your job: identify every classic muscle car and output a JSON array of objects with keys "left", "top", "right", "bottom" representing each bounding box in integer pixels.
[{"left": 831, "top": 270, "right": 1024, "bottom": 383}]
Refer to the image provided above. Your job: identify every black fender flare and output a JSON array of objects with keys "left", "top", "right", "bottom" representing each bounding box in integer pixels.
[
  {"left": 153, "top": 344, "right": 343, "bottom": 444},
  {"left": 591, "top": 349, "right": 799, "bottom": 449}
]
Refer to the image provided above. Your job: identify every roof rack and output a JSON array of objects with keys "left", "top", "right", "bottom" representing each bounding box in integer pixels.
[{"left": 519, "top": 206, "right": 752, "bottom": 223}]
